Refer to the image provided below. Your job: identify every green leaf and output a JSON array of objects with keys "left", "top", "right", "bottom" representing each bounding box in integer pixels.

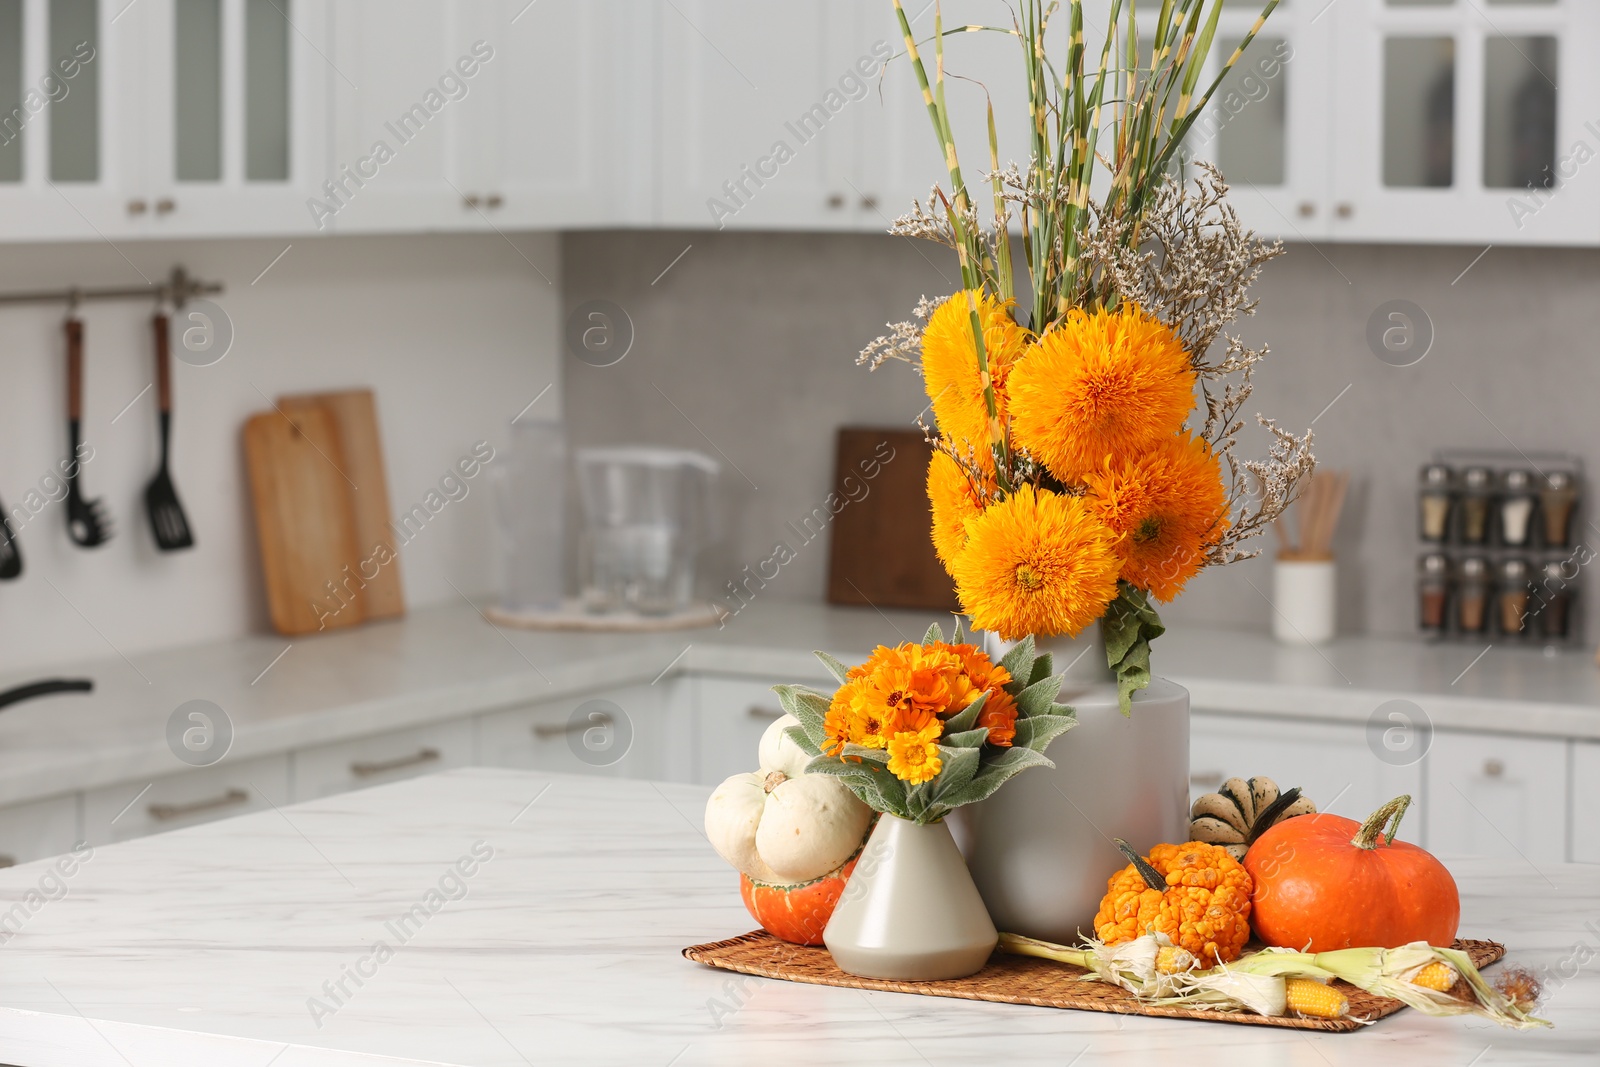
[
  {"left": 783, "top": 724, "right": 820, "bottom": 758},
  {"left": 934, "top": 747, "right": 1055, "bottom": 808},
  {"left": 923, "top": 621, "right": 945, "bottom": 645},
  {"left": 1100, "top": 582, "right": 1166, "bottom": 716},
  {"left": 840, "top": 742, "right": 890, "bottom": 766},
  {"left": 1015, "top": 675, "right": 1063, "bottom": 719},
  {"left": 952, "top": 616, "right": 966, "bottom": 645},
  {"left": 943, "top": 689, "right": 989, "bottom": 734},
  {"left": 775, "top": 684, "right": 829, "bottom": 748},
  {"left": 1028, "top": 651, "right": 1054, "bottom": 687},
  {"left": 1012, "top": 713, "right": 1078, "bottom": 754},
  {"left": 927, "top": 744, "right": 981, "bottom": 800},
  {"left": 813, "top": 651, "right": 854, "bottom": 686},
  {"left": 940, "top": 727, "right": 990, "bottom": 749},
  {"left": 998, "top": 635, "right": 1037, "bottom": 685}
]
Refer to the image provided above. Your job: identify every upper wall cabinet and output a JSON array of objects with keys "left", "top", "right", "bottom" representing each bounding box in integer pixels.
[
  {"left": 0, "top": 0, "right": 329, "bottom": 243},
  {"left": 328, "top": 0, "right": 650, "bottom": 235},
  {"left": 1329, "top": 0, "right": 1600, "bottom": 246}
]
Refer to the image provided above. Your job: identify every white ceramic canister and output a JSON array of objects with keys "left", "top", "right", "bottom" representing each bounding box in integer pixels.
[{"left": 1272, "top": 554, "right": 1337, "bottom": 645}]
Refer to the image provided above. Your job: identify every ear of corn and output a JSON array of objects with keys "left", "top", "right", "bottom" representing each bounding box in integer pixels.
[
  {"left": 1408, "top": 961, "right": 1460, "bottom": 992},
  {"left": 1285, "top": 977, "right": 1349, "bottom": 1020}
]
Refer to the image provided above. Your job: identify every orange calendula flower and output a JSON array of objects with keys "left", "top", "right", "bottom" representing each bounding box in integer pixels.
[
  {"left": 1085, "top": 432, "right": 1230, "bottom": 602},
  {"left": 886, "top": 721, "right": 944, "bottom": 784},
  {"left": 976, "top": 687, "right": 1019, "bottom": 747},
  {"left": 951, "top": 485, "right": 1122, "bottom": 641},
  {"left": 927, "top": 450, "right": 990, "bottom": 569},
  {"left": 921, "top": 290, "right": 1031, "bottom": 473},
  {"left": 1007, "top": 304, "right": 1196, "bottom": 482}
]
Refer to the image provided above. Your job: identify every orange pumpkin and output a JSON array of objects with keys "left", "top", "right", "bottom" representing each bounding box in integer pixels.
[
  {"left": 740, "top": 852, "right": 859, "bottom": 946},
  {"left": 1245, "top": 794, "right": 1459, "bottom": 951}
]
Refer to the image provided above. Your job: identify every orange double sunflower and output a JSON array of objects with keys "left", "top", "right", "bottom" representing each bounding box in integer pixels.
[{"left": 921, "top": 290, "right": 1032, "bottom": 473}]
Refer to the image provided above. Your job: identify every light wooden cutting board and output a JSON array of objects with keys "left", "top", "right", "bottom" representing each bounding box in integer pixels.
[
  {"left": 243, "top": 407, "right": 365, "bottom": 635},
  {"left": 279, "top": 389, "right": 405, "bottom": 621}
]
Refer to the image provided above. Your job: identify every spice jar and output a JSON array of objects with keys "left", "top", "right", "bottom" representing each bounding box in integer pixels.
[
  {"left": 1418, "top": 552, "right": 1449, "bottom": 633},
  {"left": 1540, "top": 470, "right": 1578, "bottom": 548},
  {"left": 1459, "top": 467, "right": 1494, "bottom": 544},
  {"left": 1498, "top": 558, "right": 1532, "bottom": 636},
  {"left": 1498, "top": 470, "right": 1537, "bottom": 547},
  {"left": 1455, "top": 557, "right": 1491, "bottom": 635},
  {"left": 1418, "top": 464, "right": 1454, "bottom": 543},
  {"left": 1538, "top": 559, "right": 1575, "bottom": 640}
]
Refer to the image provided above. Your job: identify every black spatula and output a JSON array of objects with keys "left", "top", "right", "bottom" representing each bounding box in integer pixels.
[
  {"left": 0, "top": 494, "right": 20, "bottom": 579},
  {"left": 64, "top": 318, "right": 112, "bottom": 549},
  {"left": 144, "top": 312, "right": 193, "bottom": 551}
]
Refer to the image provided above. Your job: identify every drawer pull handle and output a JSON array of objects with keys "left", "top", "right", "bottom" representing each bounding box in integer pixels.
[
  {"left": 1483, "top": 758, "right": 1505, "bottom": 778},
  {"left": 350, "top": 748, "right": 440, "bottom": 778},
  {"left": 747, "top": 706, "right": 785, "bottom": 720},
  {"left": 0, "top": 854, "right": 15, "bottom": 869},
  {"left": 533, "top": 714, "right": 611, "bottom": 740},
  {"left": 1190, "top": 771, "right": 1225, "bottom": 787},
  {"left": 149, "top": 788, "right": 248, "bottom": 822}
]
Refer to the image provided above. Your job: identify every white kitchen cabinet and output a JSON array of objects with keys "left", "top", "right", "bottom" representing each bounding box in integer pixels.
[
  {"left": 1574, "top": 741, "right": 1600, "bottom": 864},
  {"left": 656, "top": 0, "right": 856, "bottom": 230},
  {"left": 1329, "top": 0, "right": 1600, "bottom": 245},
  {"left": 134, "top": 0, "right": 332, "bottom": 237},
  {"left": 82, "top": 752, "right": 290, "bottom": 844},
  {"left": 462, "top": 0, "right": 654, "bottom": 230},
  {"left": 693, "top": 673, "right": 812, "bottom": 786},
  {"left": 290, "top": 718, "right": 476, "bottom": 801},
  {"left": 1424, "top": 730, "right": 1567, "bottom": 865},
  {"left": 0, "top": 794, "right": 80, "bottom": 866},
  {"left": 474, "top": 683, "right": 677, "bottom": 782},
  {"left": 1191, "top": 711, "right": 1425, "bottom": 839}
]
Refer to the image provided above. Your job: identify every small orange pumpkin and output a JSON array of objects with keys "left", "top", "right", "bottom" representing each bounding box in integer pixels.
[
  {"left": 1245, "top": 794, "right": 1459, "bottom": 951},
  {"left": 740, "top": 852, "right": 859, "bottom": 946}
]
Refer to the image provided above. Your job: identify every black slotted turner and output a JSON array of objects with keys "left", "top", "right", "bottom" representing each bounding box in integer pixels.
[
  {"left": 0, "top": 495, "right": 20, "bottom": 578},
  {"left": 145, "top": 312, "right": 193, "bottom": 551},
  {"left": 64, "top": 317, "right": 112, "bottom": 548}
]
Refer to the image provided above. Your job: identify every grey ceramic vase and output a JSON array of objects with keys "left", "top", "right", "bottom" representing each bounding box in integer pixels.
[
  {"left": 949, "top": 625, "right": 1190, "bottom": 944},
  {"left": 823, "top": 813, "right": 998, "bottom": 981}
]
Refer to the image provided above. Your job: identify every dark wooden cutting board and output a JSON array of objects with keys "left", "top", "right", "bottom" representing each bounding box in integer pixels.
[{"left": 826, "top": 427, "right": 960, "bottom": 613}]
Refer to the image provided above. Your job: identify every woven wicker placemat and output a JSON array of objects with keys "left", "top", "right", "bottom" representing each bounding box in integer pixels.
[{"left": 683, "top": 932, "right": 1506, "bottom": 1032}]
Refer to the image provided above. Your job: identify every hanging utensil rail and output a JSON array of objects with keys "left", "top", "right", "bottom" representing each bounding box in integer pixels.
[{"left": 0, "top": 266, "right": 222, "bottom": 309}]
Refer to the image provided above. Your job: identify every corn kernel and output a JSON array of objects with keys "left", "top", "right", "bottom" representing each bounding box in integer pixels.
[
  {"left": 1285, "top": 977, "right": 1349, "bottom": 1019},
  {"left": 1410, "top": 961, "right": 1459, "bottom": 992}
]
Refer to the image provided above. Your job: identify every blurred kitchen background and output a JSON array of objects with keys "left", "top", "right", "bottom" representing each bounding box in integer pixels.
[{"left": 0, "top": 0, "right": 1594, "bottom": 665}]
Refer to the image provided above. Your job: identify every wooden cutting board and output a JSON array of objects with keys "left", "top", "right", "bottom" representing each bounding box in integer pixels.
[
  {"left": 826, "top": 427, "right": 960, "bottom": 613},
  {"left": 243, "top": 407, "right": 365, "bottom": 635},
  {"left": 278, "top": 389, "right": 405, "bottom": 620}
]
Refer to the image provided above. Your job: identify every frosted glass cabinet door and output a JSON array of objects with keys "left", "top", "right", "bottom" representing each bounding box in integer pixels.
[
  {"left": 1332, "top": 0, "right": 1600, "bottom": 245},
  {"left": 139, "top": 0, "right": 330, "bottom": 237},
  {"left": 0, "top": 0, "right": 148, "bottom": 241},
  {"left": 1183, "top": 2, "right": 1335, "bottom": 242}
]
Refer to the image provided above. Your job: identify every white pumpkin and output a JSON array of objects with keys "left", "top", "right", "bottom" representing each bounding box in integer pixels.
[{"left": 704, "top": 713, "right": 872, "bottom": 885}]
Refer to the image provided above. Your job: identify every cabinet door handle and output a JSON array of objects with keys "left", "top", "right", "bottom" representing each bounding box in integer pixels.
[
  {"left": 1297, "top": 201, "right": 1316, "bottom": 218},
  {"left": 826, "top": 193, "right": 845, "bottom": 209},
  {"left": 149, "top": 788, "right": 249, "bottom": 822},
  {"left": 1483, "top": 758, "right": 1505, "bottom": 778},
  {"left": 1190, "top": 771, "right": 1224, "bottom": 788},
  {"left": 532, "top": 714, "right": 611, "bottom": 740},
  {"left": 1335, "top": 202, "right": 1354, "bottom": 219},
  {"left": 350, "top": 748, "right": 440, "bottom": 778},
  {"left": 859, "top": 195, "right": 879, "bottom": 211},
  {"left": 747, "top": 705, "right": 785, "bottom": 720},
  {"left": 127, "top": 199, "right": 148, "bottom": 215},
  {"left": 485, "top": 193, "right": 503, "bottom": 209},
  {"left": 155, "top": 198, "right": 176, "bottom": 215},
  {"left": 0, "top": 854, "right": 15, "bottom": 869},
  {"left": 463, "top": 194, "right": 481, "bottom": 209}
]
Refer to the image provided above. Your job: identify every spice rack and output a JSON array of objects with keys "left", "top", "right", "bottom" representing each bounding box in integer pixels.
[{"left": 1416, "top": 449, "right": 1584, "bottom": 647}]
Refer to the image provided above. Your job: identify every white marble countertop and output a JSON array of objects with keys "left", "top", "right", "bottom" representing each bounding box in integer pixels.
[
  {"left": 2, "top": 600, "right": 1598, "bottom": 806},
  {"left": 0, "top": 768, "right": 1592, "bottom": 1067}
]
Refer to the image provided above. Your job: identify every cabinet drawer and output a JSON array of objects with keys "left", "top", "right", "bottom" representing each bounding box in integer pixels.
[
  {"left": 1424, "top": 732, "right": 1568, "bottom": 864},
  {"left": 0, "top": 795, "right": 80, "bottom": 867},
  {"left": 1191, "top": 713, "right": 1424, "bottom": 837},
  {"left": 694, "top": 676, "right": 799, "bottom": 787},
  {"left": 476, "top": 684, "right": 665, "bottom": 780},
  {"left": 291, "top": 720, "right": 476, "bottom": 802},
  {"left": 84, "top": 755, "right": 291, "bottom": 844},
  {"left": 1574, "top": 742, "right": 1600, "bottom": 864}
]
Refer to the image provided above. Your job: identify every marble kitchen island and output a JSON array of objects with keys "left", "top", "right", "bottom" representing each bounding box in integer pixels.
[{"left": 0, "top": 768, "right": 1595, "bottom": 1067}]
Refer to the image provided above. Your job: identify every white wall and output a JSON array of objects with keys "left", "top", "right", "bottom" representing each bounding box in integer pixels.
[{"left": 0, "top": 232, "right": 561, "bottom": 676}]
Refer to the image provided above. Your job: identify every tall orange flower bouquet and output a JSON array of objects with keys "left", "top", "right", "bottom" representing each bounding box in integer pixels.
[{"left": 862, "top": 0, "right": 1315, "bottom": 711}]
